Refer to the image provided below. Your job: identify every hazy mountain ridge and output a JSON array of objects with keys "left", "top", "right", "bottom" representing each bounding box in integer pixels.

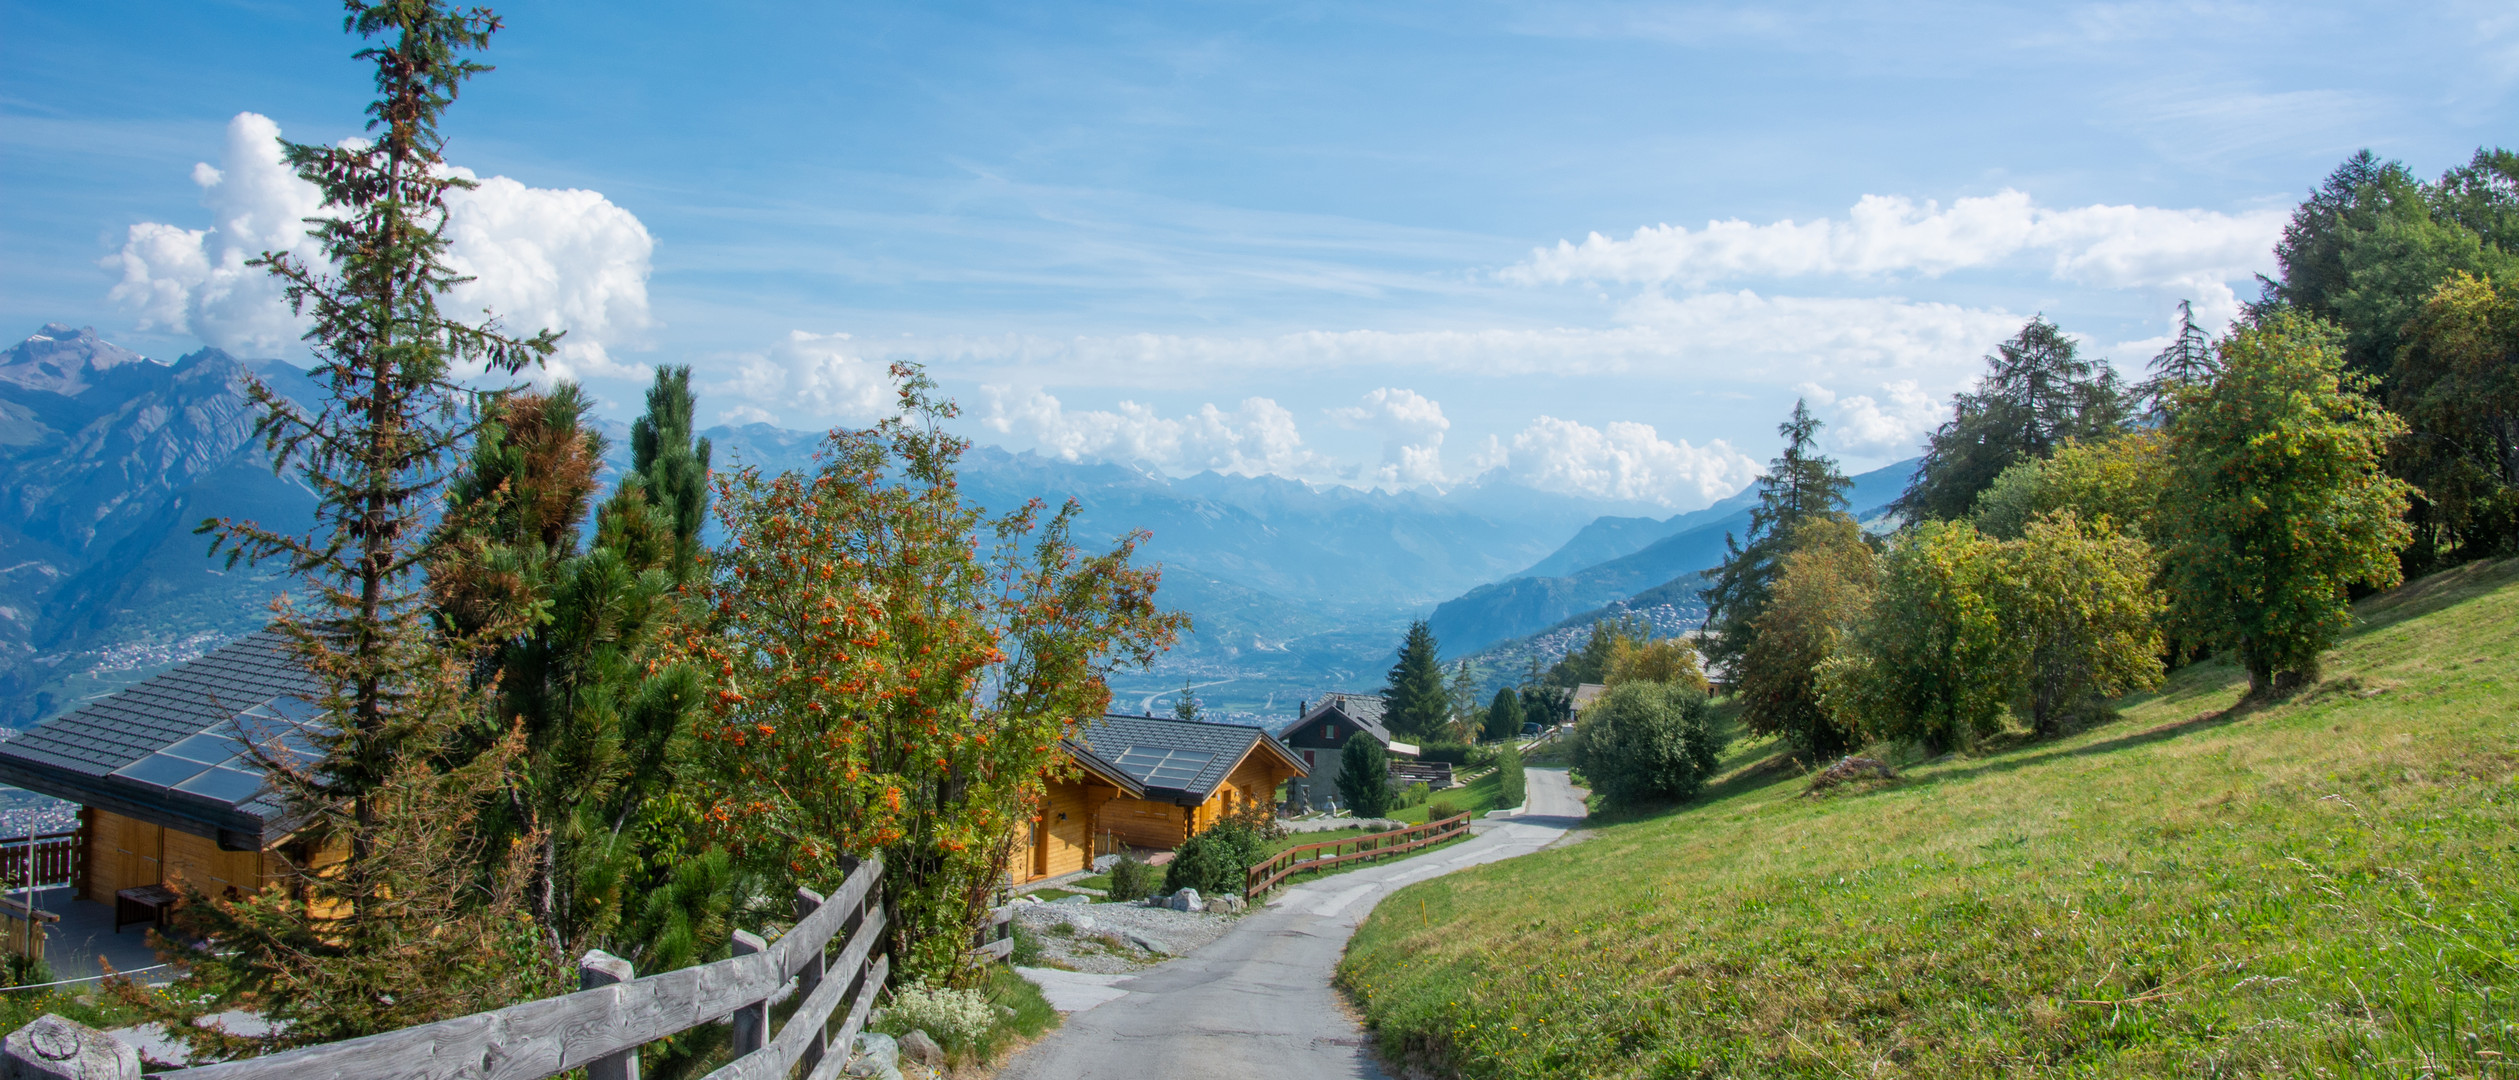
[
  {"left": 0, "top": 326, "right": 1674, "bottom": 725},
  {"left": 1428, "top": 457, "right": 1920, "bottom": 657},
  {"left": 0, "top": 326, "right": 322, "bottom": 725}
]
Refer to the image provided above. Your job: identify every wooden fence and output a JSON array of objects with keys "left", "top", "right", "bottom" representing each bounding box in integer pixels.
[
  {"left": 0, "top": 856, "right": 893, "bottom": 1080},
  {"left": 0, "top": 831, "right": 77, "bottom": 890},
  {"left": 1244, "top": 812, "right": 1471, "bottom": 899}
]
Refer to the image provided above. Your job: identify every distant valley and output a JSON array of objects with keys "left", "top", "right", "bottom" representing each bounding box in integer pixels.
[{"left": 0, "top": 324, "right": 1747, "bottom": 727}]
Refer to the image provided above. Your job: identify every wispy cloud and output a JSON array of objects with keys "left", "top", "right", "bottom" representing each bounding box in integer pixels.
[{"left": 1500, "top": 189, "right": 2284, "bottom": 291}]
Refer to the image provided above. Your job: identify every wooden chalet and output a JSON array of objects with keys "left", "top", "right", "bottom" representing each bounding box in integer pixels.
[
  {"left": 1273, "top": 692, "right": 1417, "bottom": 813},
  {"left": 1062, "top": 714, "right": 1308, "bottom": 851},
  {"left": 0, "top": 629, "right": 330, "bottom": 928},
  {"left": 1007, "top": 739, "right": 1146, "bottom": 885}
]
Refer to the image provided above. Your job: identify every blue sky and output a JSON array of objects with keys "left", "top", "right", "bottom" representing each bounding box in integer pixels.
[{"left": 5, "top": 1, "right": 2513, "bottom": 505}]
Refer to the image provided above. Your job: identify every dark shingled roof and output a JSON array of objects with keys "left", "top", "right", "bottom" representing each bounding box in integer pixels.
[
  {"left": 1074, "top": 714, "right": 1306, "bottom": 806},
  {"left": 0, "top": 628, "right": 320, "bottom": 847},
  {"left": 1274, "top": 692, "right": 1392, "bottom": 745}
]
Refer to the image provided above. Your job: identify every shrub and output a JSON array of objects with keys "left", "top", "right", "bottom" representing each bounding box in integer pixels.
[
  {"left": 1106, "top": 856, "right": 1160, "bottom": 902},
  {"left": 1820, "top": 520, "right": 2020, "bottom": 755},
  {"left": 1163, "top": 818, "right": 1267, "bottom": 896},
  {"left": 1570, "top": 682, "right": 1723, "bottom": 806},
  {"left": 1336, "top": 732, "right": 1392, "bottom": 817},
  {"left": 1416, "top": 743, "right": 1474, "bottom": 767},
  {"left": 1395, "top": 780, "right": 1431, "bottom": 809},
  {"left": 1495, "top": 743, "right": 1526, "bottom": 809},
  {"left": 881, "top": 981, "right": 996, "bottom": 1052}
]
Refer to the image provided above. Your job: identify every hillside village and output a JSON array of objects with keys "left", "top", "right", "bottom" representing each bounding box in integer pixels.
[{"left": 0, "top": 3, "right": 2513, "bottom": 1079}]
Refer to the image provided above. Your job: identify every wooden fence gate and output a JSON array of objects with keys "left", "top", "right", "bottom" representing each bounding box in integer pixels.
[{"left": 0, "top": 856, "right": 893, "bottom": 1080}]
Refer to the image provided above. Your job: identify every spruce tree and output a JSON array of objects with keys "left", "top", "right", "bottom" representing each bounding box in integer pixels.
[
  {"left": 1336, "top": 732, "right": 1392, "bottom": 818},
  {"left": 1381, "top": 619, "right": 1449, "bottom": 739},
  {"left": 1701, "top": 400, "right": 1854, "bottom": 673},
  {"left": 154, "top": 0, "right": 561, "bottom": 1054},
  {"left": 1483, "top": 686, "right": 1523, "bottom": 741}
]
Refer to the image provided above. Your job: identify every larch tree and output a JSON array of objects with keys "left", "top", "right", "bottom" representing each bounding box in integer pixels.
[
  {"left": 2162, "top": 313, "right": 2413, "bottom": 697},
  {"left": 1892, "top": 317, "right": 2133, "bottom": 523},
  {"left": 145, "top": 0, "right": 563, "bottom": 1055},
  {"left": 2138, "top": 300, "right": 2220, "bottom": 418}
]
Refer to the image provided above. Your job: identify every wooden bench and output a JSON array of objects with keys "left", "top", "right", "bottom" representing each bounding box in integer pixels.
[{"left": 114, "top": 884, "right": 177, "bottom": 933}]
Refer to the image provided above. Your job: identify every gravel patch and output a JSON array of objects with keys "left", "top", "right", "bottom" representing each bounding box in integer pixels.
[
  {"left": 1012, "top": 900, "right": 1242, "bottom": 974},
  {"left": 1280, "top": 817, "right": 1403, "bottom": 834}
]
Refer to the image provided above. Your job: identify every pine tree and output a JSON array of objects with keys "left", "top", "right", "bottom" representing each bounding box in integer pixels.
[
  {"left": 1173, "top": 682, "right": 1203, "bottom": 721},
  {"left": 1892, "top": 317, "right": 2133, "bottom": 522},
  {"left": 149, "top": 1, "right": 562, "bottom": 1054},
  {"left": 428, "top": 375, "right": 720, "bottom": 979},
  {"left": 1381, "top": 620, "right": 1449, "bottom": 739},
  {"left": 1701, "top": 400, "right": 1854, "bottom": 673}
]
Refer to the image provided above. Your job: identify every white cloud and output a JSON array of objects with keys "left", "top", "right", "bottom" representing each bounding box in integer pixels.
[
  {"left": 980, "top": 386, "right": 1322, "bottom": 477},
  {"left": 439, "top": 169, "right": 656, "bottom": 380},
  {"left": 1797, "top": 380, "right": 1946, "bottom": 458},
  {"left": 1502, "top": 189, "right": 2285, "bottom": 292},
  {"left": 105, "top": 113, "right": 324, "bottom": 354},
  {"left": 714, "top": 331, "right": 895, "bottom": 426},
  {"left": 1479, "top": 416, "right": 1759, "bottom": 508},
  {"left": 1327, "top": 387, "right": 1450, "bottom": 486},
  {"left": 106, "top": 112, "right": 655, "bottom": 377}
]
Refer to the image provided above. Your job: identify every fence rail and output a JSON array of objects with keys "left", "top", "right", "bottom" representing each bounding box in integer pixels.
[
  {"left": 1244, "top": 812, "right": 1471, "bottom": 899},
  {"left": 0, "top": 855, "right": 892, "bottom": 1080},
  {"left": 0, "top": 831, "right": 76, "bottom": 889}
]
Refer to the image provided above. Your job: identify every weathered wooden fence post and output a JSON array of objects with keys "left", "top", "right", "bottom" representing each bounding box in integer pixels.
[
  {"left": 0, "top": 1014, "right": 138, "bottom": 1080},
  {"left": 729, "top": 929, "right": 769, "bottom": 1056},
  {"left": 577, "top": 949, "right": 639, "bottom": 1080},
  {"left": 793, "top": 886, "right": 827, "bottom": 1075}
]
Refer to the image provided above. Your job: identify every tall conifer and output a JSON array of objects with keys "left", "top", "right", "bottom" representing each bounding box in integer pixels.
[
  {"left": 150, "top": 0, "right": 561, "bottom": 1054},
  {"left": 1701, "top": 400, "right": 1853, "bottom": 673}
]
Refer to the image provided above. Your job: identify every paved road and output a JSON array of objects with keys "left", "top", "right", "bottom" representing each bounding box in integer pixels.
[{"left": 1000, "top": 768, "right": 1588, "bottom": 1080}]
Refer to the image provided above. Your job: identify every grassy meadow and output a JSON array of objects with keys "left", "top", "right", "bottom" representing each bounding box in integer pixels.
[{"left": 1339, "top": 558, "right": 2519, "bottom": 1077}]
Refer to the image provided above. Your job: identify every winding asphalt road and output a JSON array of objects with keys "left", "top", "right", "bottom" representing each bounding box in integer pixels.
[{"left": 999, "top": 767, "right": 1588, "bottom": 1080}]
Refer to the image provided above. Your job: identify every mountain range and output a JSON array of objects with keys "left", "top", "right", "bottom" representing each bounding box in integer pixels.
[
  {"left": 0, "top": 324, "right": 1706, "bottom": 725},
  {"left": 1428, "top": 456, "right": 1918, "bottom": 659},
  {"left": 0, "top": 323, "right": 1925, "bottom": 727}
]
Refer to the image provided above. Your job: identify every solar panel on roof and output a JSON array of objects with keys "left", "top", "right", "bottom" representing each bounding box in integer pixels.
[
  {"left": 113, "top": 752, "right": 214, "bottom": 790},
  {"left": 175, "top": 766, "right": 266, "bottom": 804},
  {"left": 1114, "top": 747, "right": 1216, "bottom": 787}
]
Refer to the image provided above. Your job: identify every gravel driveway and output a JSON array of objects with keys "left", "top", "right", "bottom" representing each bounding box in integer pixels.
[{"left": 1000, "top": 768, "right": 1588, "bottom": 1080}]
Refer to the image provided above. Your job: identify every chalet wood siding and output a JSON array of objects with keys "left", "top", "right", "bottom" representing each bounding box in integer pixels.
[
  {"left": 1101, "top": 797, "right": 1188, "bottom": 849},
  {"left": 85, "top": 808, "right": 161, "bottom": 904},
  {"left": 82, "top": 808, "right": 284, "bottom": 904},
  {"left": 1011, "top": 780, "right": 1120, "bottom": 884}
]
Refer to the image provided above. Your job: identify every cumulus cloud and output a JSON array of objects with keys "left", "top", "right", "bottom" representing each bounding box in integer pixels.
[
  {"left": 106, "top": 113, "right": 324, "bottom": 354},
  {"left": 1327, "top": 387, "right": 1450, "bottom": 486},
  {"left": 980, "top": 386, "right": 1322, "bottom": 477},
  {"left": 1475, "top": 416, "right": 1760, "bottom": 508},
  {"left": 1797, "top": 380, "right": 1947, "bottom": 458},
  {"left": 1502, "top": 189, "right": 2285, "bottom": 292},
  {"left": 106, "top": 112, "right": 655, "bottom": 377},
  {"left": 714, "top": 331, "right": 895, "bottom": 426}
]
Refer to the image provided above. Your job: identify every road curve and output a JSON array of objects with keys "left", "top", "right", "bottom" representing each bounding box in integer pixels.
[{"left": 999, "top": 767, "right": 1588, "bottom": 1080}]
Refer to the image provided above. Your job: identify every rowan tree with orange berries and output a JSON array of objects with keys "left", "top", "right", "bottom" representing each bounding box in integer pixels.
[{"left": 692, "top": 366, "right": 1185, "bottom": 983}]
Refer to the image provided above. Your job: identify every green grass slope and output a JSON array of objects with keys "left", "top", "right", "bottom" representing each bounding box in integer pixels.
[{"left": 1340, "top": 559, "right": 2519, "bottom": 1078}]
